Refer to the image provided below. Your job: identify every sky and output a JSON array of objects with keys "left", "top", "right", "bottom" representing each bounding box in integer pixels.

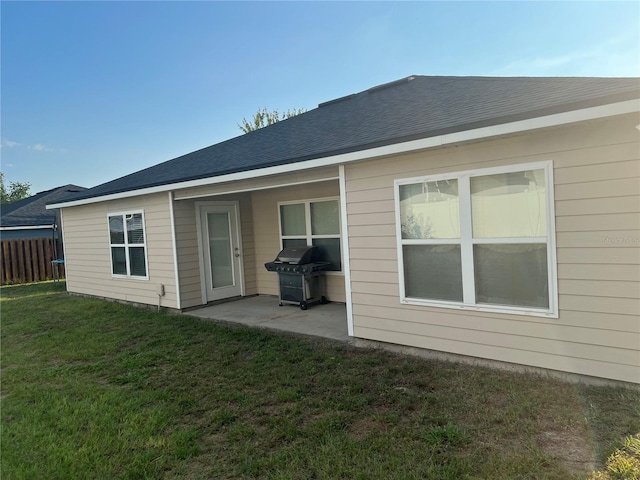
[{"left": 1, "top": 1, "right": 639, "bottom": 194}]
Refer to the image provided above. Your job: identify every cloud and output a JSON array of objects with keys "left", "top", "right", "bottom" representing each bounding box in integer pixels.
[
  {"left": 494, "top": 33, "right": 640, "bottom": 77},
  {"left": 3, "top": 140, "right": 64, "bottom": 153},
  {"left": 31, "top": 143, "right": 67, "bottom": 154},
  {"left": 1, "top": 139, "right": 21, "bottom": 148}
]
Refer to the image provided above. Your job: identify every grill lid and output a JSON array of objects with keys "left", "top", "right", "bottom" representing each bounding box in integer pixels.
[{"left": 273, "top": 246, "right": 319, "bottom": 265}]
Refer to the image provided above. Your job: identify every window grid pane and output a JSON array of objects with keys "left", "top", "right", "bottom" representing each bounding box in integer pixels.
[
  {"left": 400, "top": 180, "right": 460, "bottom": 239},
  {"left": 128, "top": 247, "right": 147, "bottom": 277},
  {"left": 311, "top": 200, "right": 339, "bottom": 235},
  {"left": 282, "top": 238, "right": 308, "bottom": 248},
  {"left": 109, "top": 216, "right": 125, "bottom": 244},
  {"left": 403, "top": 244, "right": 463, "bottom": 302},
  {"left": 280, "top": 204, "right": 306, "bottom": 236},
  {"left": 471, "top": 169, "right": 546, "bottom": 238},
  {"left": 474, "top": 244, "right": 549, "bottom": 309},
  {"left": 111, "top": 247, "right": 127, "bottom": 275},
  {"left": 127, "top": 213, "right": 145, "bottom": 244},
  {"left": 312, "top": 238, "right": 341, "bottom": 271}
]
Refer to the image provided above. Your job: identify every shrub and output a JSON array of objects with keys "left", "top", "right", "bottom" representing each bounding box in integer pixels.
[{"left": 589, "top": 434, "right": 640, "bottom": 480}]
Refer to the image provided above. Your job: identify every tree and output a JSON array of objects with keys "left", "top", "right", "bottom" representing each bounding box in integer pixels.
[
  {"left": 238, "top": 107, "right": 306, "bottom": 134},
  {"left": 0, "top": 172, "right": 31, "bottom": 204}
]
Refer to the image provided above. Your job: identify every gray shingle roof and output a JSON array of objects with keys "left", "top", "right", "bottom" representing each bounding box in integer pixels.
[
  {"left": 1, "top": 185, "right": 86, "bottom": 227},
  {"left": 60, "top": 75, "right": 640, "bottom": 204}
]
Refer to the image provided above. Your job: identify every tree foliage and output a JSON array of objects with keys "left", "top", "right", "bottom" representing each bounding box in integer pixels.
[
  {"left": 238, "top": 107, "right": 306, "bottom": 134},
  {"left": 1, "top": 172, "right": 31, "bottom": 205}
]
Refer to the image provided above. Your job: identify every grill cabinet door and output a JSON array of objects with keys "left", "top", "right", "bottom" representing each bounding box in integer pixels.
[{"left": 279, "top": 273, "right": 304, "bottom": 303}]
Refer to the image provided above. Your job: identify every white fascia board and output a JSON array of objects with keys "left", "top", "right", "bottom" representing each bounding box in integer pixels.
[
  {"left": 1, "top": 225, "right": 54, "bottom": 231},
  {"left": 47, "top": 99, "right": 639, "bottom": 210}
]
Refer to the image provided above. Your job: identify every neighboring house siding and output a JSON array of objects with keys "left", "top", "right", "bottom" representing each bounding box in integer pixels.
[
  {"left": 62, "top": 193, "right": 178, "bottom": 308},
  {"left": 345, "top": 114, "right": 640, "bottom": 384},
  {"left": 173, "top": 193, "right": 256, "bottom": 309},
  {"left": 252, "top": 180, "right": 346, "bottom": 302}
]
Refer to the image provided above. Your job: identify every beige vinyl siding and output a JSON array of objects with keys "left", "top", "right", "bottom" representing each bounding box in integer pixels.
[
  {"left": 238, "top": 196, "right": 258, "bottom": 298},
  {"left": 251, "top": 180, "right": 346, "bottom": 302},
  {"left": 345, "top": 113, "right": 640, "bottom": 383},
  {"left": 173, "top": 193, "right": 256, "bottom": 309},
  {"left": 61, "top": 192, "right": 178, "bottom": 308},
  {"left": 172, "top": 199, "right": 201, "bottom": 308}
]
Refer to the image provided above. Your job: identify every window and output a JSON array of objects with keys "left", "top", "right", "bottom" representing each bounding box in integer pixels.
[
  {"left": 395, "top": 162, "right": 557, "bottom": 316},
  {"left": 279, "top": 198, "right": 341, "bottom": 271},
  {"left": 108, "top": 211, "right": 148, "bottom": 278}
]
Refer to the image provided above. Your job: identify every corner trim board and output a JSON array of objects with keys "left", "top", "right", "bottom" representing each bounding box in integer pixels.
[
  {"left": 339, "top": 165, "right": 354, "bottom": 337},
  {"left": 168, "top": 191, "right": 182, "bottom": 309}
]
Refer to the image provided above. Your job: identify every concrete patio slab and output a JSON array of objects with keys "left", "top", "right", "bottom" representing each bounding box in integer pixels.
[{"left": 185, "top": 295, "right": 350, "bottom": 342}]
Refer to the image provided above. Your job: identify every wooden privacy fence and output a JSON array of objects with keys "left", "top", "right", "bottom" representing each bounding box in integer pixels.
[{"left": 1, "top": 238, "right": 65, "bottom": 285}]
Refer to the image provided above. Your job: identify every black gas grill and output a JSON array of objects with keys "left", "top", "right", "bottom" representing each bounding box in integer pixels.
[{"left": 264, "top": 246, "right": 331, "bottom": 310}]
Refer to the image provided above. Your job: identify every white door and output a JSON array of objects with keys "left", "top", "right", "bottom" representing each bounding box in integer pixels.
[{"left": 199, "top": 203, "right": 243, "bottom": 302}]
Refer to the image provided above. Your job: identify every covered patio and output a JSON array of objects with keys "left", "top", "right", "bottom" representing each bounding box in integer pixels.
[{"left": 186, "top": 295, "right": 350, "bottom": 342}]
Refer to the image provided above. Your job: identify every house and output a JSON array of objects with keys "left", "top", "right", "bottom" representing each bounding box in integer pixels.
[
  {"left": 2, "top": 184, "right": 86, "bottom": 254},
  {"left": 48, "top": 76, "right": 640, "bottom": 384},
  {"left": 2, "top": 184, "right": 86, "bottom": 284}
]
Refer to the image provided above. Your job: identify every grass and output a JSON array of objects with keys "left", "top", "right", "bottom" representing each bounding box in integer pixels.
[{"left": 2, "top": 282, "right": 639, "bottom": 479}]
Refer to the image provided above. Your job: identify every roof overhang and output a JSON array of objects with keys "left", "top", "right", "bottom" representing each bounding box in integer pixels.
[{"left": 47, "top": 98, "right": 639, "bottom": 210}]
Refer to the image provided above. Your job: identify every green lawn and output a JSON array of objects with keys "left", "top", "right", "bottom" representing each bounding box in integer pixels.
[{"left": 2, "top": 282, "right": 639, "bottom": 480}]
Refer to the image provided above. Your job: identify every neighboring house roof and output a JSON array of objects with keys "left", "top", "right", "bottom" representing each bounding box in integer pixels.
[
  {"left": 1, "top": 185, "right": 87, "bottom": 229},
  {"left": 51, "top": 75, "right": 640, "bottom": 206}
]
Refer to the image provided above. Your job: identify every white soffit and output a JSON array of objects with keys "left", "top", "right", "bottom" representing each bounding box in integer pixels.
[{"left": 47, "top": 99, "right": 639, "bottom": 209}]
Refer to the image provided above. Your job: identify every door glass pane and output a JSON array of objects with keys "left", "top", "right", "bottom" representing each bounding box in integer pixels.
[
  {"left": 474, "top": 244, "right": 549, "bottom": 309},
  {"left": 471, "top": 169, "right": 546, "bottom": 238},
  {"left": 109, "top": 216, "right": 125, "bottom": 244},
  {"left": 399, "top": 180, "right": 459, "bottom": 239},
  {"left": 111, "top": 247, "right": 127, "bottom": 275},
  {"left": 311, "top": 200, "right": 339, "bottom": 235},
  {"left": 312, "top": 238, "right": 341, "bottom": 271},
  {"left": 129, "top": 247, "right": 147, "bottom": 277},
  {"left": 280, "top": 204, "right": 306, "bottom": 236},
  {"left": 403, "top": 244, "right": 462, "bottom": 301},
  {"left": 126, "top": 213, "right": 145, "bottom": 244},
  {"left": 208, "top": 212, "right": 233, "bottom": 288}
]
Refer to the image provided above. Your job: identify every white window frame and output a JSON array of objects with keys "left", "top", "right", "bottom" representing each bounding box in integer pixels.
[
  {"left": 277, "top": 196, "right": 343, "bottom": 274},
  {"left": 107, "top": 210, "right": 149, "bottom": 280},
  {"left": 394, "top": 160, "right": 558, "bottom": 318}
]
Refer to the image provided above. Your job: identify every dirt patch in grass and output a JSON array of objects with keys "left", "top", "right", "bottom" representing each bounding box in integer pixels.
[
  {"left": 347, "top": 416, "right": 388, "bottom": 441},
  {"left": 538, "top": 427, "right": 596, "bottom": 474}
]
